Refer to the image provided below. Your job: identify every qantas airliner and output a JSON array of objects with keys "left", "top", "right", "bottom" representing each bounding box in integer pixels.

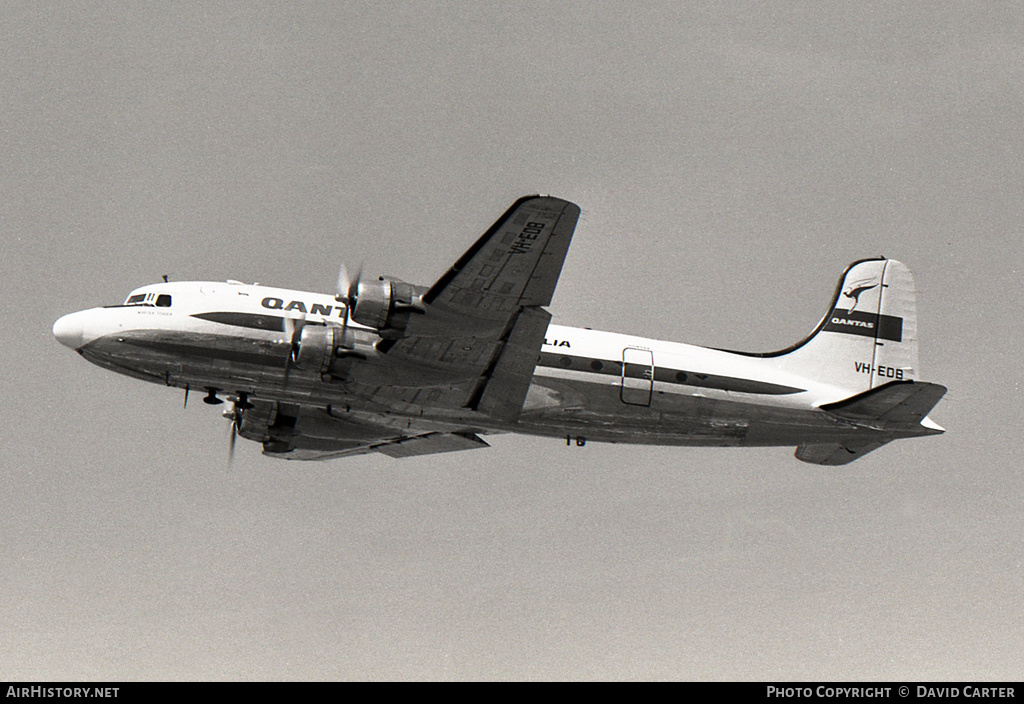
[{"left": 53, "top": 196, "right": 946, "bottom": 464}]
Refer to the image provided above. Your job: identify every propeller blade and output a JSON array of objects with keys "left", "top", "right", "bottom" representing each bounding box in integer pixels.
[
  {"left": 337, "top": 263, "right": 351, "bottom": 300},
  {"left": 282, "top": 316, "right": 295, "bottom": 382},
  {"left": 224, "top": 402, "right": 243, "bottom": 465},
  {"left": 336, "top": 262, "right": 363, "bottom": 350},
  {"left": 282, "top": 313, "right": 306, "bottom": 383},
  {"left": 228, "top": 416, "right": 238, "bottom": 464},
  {"left": 336, "top": 262, "right": 362, "bottom": 303}
]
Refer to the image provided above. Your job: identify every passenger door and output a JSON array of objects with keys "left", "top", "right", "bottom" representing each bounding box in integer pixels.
[{"left": 621, "top": 347, "right": 654, "bottom": 406}]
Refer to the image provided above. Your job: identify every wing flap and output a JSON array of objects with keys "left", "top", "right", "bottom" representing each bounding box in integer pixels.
[
  {"left": 470, "top": 306, "right": 551, "bottom": 420},
  {"left": 268, "top": 445, "right": 378, "bottom": 461}
]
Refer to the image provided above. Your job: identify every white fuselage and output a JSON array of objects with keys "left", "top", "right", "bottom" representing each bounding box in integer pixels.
[{"left": 54, "top": 279, "right": 917, "bottom": 451}]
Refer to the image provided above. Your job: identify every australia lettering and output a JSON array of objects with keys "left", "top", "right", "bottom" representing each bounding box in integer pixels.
[{"left": 544, "top": 339, "right": 571, "bottom": 348}]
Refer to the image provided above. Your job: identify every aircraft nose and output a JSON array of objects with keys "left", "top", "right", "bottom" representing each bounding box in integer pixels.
[{"left": 53, "top": 312, "right": 85, "bottom": 349}]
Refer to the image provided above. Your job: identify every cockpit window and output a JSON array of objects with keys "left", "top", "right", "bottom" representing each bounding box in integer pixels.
[{"left": 122, "top": 292, "right": 172, "bottom": 307}]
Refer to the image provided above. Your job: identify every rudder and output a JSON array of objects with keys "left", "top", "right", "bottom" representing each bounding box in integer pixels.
[{"left": 769, "top": 258, "right": 920, "bottom": 395}]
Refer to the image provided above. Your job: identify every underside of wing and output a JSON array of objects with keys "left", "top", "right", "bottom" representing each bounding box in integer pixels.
[
  {"left": 271, "top": 431, "right": 491, "bottom": 461},
  {"left": 236, "top": 399, "right": 490, "bottom": 460}
]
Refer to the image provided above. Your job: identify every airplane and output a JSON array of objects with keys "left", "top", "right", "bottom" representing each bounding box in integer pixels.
[{"left": 52, "top": 195, "right": 946, "bottom": 465}]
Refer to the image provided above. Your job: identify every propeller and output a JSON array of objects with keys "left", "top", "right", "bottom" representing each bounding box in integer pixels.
[
  {"left": 228, "top": 412, "right": 238, "bottom": 464},
  {"left": 281, "top": 313, "right": 306, "bottom": 383},
  {"left": 223, "top": 392, "right": 252, "bottom": 464},
  {"left": 336, "top": 262, "right": 363, "bottom": 307},
  {"left": 335, "top": 262, "right": 363, "bottom": 351}
]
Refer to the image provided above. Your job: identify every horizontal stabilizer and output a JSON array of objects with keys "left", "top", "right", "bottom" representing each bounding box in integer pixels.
[
  {"left": 796, "top": 381, "right": 946, "bottom": 465},
  {"left": 819, "top": 380, "right": 947, "bottom": 425},
  {"left": 795, "top": 440, "right": 891, "bottom": 466}
]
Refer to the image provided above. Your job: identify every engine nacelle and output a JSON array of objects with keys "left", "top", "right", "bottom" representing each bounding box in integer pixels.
[
  {"left": 294, "top": 324, "right": 340, "bottom": 373},
  {"left": 349, "top": 277, "right": 425, "bottom": 339},
  {"left": 292, "top": 323, "right": 377, "bottom": 378}
]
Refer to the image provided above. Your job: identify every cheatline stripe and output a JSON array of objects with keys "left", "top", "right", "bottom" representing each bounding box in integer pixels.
[
  {"left": 536, "top": 352, "right": 803, "bottom": 395},
  {"left": 188, "top": 312, "right": 805, "bottom": 395},
  {"left": 192, "top": 311, "right": 289, "bottom": 332}
]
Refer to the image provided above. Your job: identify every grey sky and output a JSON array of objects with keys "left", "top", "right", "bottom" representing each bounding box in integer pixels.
[{"left": 2, "top": 1, "right": 1022, "bottom": 680}]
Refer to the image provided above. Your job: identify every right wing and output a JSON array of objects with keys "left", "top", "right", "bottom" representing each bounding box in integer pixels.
[
  {"left": 420, "top": 195, "right": 579, "bottom": 315},
  {"left": 348, "top": 196, "right": 580, "bottom": 420}
]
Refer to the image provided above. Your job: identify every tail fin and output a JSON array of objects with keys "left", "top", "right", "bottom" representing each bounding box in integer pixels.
[{"left": 761, "top": 258, "right": 921, "bottom": 395}]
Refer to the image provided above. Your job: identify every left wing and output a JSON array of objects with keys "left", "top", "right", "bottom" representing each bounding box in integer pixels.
[
  {"left": 349, "top": 196, "right": 580, "bottom": 420},
  {"left": 273, "top": 431, "right": 491, "bottom": 461}
]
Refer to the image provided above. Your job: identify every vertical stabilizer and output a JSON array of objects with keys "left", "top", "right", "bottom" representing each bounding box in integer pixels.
[{"left": 765, "top": 259, "right": 920, "bottom": 395}]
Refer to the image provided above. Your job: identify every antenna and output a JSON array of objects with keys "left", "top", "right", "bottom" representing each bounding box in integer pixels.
[{"left": 162, "top": 274, "right": 169, "bottom": 283}]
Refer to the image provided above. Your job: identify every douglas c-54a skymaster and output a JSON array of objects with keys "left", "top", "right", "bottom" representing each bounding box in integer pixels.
[{"left": 53, "top": 196, "right": 946, "bottom": 465}]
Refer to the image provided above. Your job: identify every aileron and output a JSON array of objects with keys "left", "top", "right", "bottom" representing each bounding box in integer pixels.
[{"left": 422, "top": 195, "right": 580, "bottom": 314}]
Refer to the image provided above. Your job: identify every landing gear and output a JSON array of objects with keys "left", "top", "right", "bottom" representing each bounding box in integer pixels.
[
  {"left": 566, "top": 434, "right": 587, "bottom": 447},
  {"left": 202, "top": 388, "right": 223, "bottom": 405}
]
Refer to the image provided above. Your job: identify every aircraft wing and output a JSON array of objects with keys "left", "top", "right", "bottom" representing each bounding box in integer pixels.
[
  {"left": 348, "top": 196, "right": 581, "bottom": 420},
  {"left": 268, "top": 431, "right": 491, "bottom": 461},
  {"left": 237, "top": 399, "right": 492, "bottom": 460},
  {"left": 420, "top": 195, "right": 580, "bottom": 314}
]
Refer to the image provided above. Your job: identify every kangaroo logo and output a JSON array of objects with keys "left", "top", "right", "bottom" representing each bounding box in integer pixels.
[{"left": 842, "top": 277, "right": 878, "bottom": 314}]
